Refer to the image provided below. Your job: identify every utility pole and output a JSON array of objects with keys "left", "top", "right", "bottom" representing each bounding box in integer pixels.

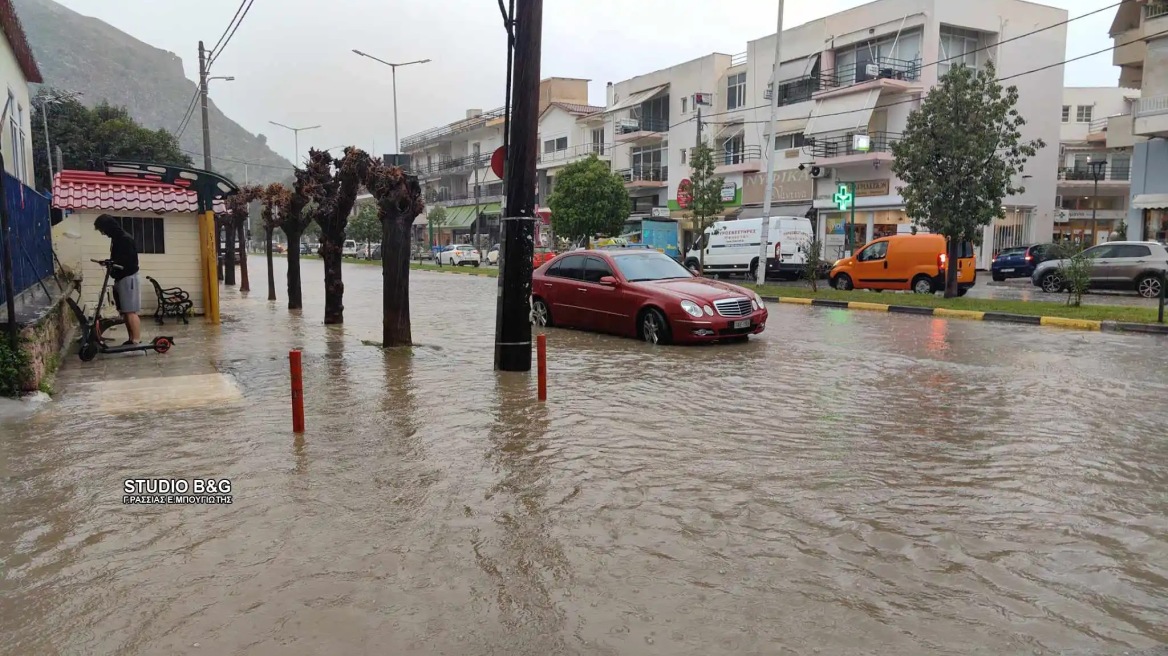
[
  {"left": 756, "top": 0, "right": 786, "bottom": 286},
  {"left": 494, "top": 0, "right": 541, "bottom": 372},
  {"left": 198, "top": 41, "right": 212, "bottom": 172},
  {"left": 42, "top": 100, "right": 53, "bottom": 182}
]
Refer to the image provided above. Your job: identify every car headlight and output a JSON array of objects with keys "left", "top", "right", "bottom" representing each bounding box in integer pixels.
[
  {"left": 680, "top": 300, "right": 703, "bottom": 318},
  {"left": 703, "top": 305, "right": 714, "bottom": 316},
  {"left": 753, "top": 293, "right": 764, "bottom": 310}
]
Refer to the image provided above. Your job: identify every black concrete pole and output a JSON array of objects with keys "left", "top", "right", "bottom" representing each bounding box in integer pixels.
[{"left": 493, "top": 0, "right": 541, "bottom": 372}]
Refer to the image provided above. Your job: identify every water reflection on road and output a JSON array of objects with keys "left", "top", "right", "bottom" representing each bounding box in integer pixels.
[{"left": 2, "top": 257, "right": 1167, "bottom": 655}]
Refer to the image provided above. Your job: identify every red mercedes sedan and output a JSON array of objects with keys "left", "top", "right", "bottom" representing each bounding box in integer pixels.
[{"left": 531, "top": 249, "right": 768, "bottom": 344}]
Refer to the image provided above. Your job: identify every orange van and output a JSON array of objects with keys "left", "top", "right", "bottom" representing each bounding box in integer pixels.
[{"left": 829, "top": 234, "right": 976, "bottom": 295}]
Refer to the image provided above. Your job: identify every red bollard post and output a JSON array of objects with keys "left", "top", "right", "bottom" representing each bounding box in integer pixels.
[
  {"left": 536, "top": 334, "right": 547, "bottom": 402},
  {"left": 290, "top": 349, "right": 305, "bottom": 433}
]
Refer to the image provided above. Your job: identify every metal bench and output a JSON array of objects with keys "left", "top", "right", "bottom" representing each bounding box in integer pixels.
[{"left": 146, "top": 276, "right": 192, "bottom": 325}]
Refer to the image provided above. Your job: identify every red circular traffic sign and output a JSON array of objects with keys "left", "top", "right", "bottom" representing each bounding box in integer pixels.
[{"left": 490, "top": 147, "right": 506, "bottom": 179}]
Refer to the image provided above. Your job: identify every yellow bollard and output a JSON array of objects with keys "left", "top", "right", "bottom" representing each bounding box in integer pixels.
[{"left": 198, "top": 210, "right": 221, "bottom": 324}]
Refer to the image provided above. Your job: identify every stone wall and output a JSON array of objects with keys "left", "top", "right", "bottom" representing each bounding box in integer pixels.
[{"left": 17, "top": 293, "right": 74, "bottom": 393}]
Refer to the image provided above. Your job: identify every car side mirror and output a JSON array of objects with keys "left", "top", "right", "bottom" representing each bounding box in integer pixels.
[{"left": 599, "top": 275, "right": 617, "bottom": 286}]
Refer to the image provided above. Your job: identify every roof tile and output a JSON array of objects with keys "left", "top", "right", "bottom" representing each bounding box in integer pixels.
[{"left": 51, "top": 170, "right": 226, "bottom": 214}]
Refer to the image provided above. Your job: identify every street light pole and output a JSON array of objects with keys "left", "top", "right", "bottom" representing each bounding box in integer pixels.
[
  {"left": 756, "top": 0, "right": 785, "bottom": 286},
  {"left": 351, "top": 50, "right": 431, "bottom": 154},
  {"left": 1089, "top": 158, "right": 1106, "bottom": 246},
  {"left": 268, "top": 121, "right": 321, "bottom": 165}
]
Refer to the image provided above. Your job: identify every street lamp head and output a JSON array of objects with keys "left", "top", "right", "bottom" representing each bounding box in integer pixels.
[{"left": 352, "top": 49, "right": 367, "bottom": 56}]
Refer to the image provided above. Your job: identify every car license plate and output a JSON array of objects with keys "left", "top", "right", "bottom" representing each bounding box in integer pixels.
[
  {"left": 733, "top": 319, "right": 750, "bottom": 329},
  {"left": 1001, "top": 268, "right": 1014, "bottom": 273}
]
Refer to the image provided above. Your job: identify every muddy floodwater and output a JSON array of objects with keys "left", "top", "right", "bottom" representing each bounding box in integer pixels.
[{"left": 3, "top": 257, "right": 1168, "bottom": 655}]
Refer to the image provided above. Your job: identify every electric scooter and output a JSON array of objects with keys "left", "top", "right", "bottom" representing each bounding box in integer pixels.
[{"left": 66, "top": 259, "right": 175, "bottom": 362}]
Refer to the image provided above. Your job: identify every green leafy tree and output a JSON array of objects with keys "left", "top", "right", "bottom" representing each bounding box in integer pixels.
[
  {"left": 548, "top": 154, "right": 630, "bottom": 246},
  {"left": 426, "top": 205, "right": 448, "bottom": 250},
  {"left": 686, "top": 142, "right": 725, "bottom": 274},
  {"left": 348, "top": 203, "right": 381, "bottom": 244},
  {"left": 891, "top": 60, "right": 1044, "bottom": 297},
  {"left": 1113, "top": 218, "right": 1128, "bottom": 240},
  {"left": 31, "top": 89, "right": 191, "bottom": 191},
  {"left": 800, "top": 234, "right": 826, "bottom": 292}
]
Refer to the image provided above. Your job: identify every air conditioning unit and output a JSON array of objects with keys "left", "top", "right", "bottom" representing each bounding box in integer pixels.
[
  {"left": 809, "top": 166, "right": 832, "bottom": 179},
  {"left": 864, "top": 63, "right": 880, "bottom": 78}
]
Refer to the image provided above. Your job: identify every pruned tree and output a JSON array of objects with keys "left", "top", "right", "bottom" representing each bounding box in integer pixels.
[
  {"left": 223, "top": 184, "right": 263, "bottom": 289},
  {"left": 274, "top": 174, "right": 314, "bottom": 309},
  {"left": 260, "top": 183, "right": 286, "bottom": 301},
  {"left": 548, "top": 154, "right": 629, "bottom": 248},
  {"left": 891, "top": 59, "right": 1044, "bottom": 297},
  {"left": 303, "top": 147, "right": 372, "bottom": 324},
  {"left": 362, "top": 158, "right": 424, "bottom": 346},
  {"left": 686, "top": 142, "right": 725, "bottom": 275}
]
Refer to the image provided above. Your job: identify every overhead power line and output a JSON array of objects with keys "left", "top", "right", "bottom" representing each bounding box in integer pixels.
[
  {"left": 179, "top": 148, "right": 295, "bottom": 171},
  {"left": 174, "top": 89, "right": 201, "bottom": 139},
  {"left": 208, "top": 0, "right": 249, "bottom": 57},
  {"left": 209, "top": 0, "right": 257, "bottom": 68}
]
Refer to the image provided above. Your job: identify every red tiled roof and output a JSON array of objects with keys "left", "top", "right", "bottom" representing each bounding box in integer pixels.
[
  {"left": 548, "top": 102, "right": 604, "bottom": 117},
  {"left": 52, "top": 170, "right": 226, "bottom": 214},
  {"left": 0, "top": 0, "right": 43, "bottom": 83}
]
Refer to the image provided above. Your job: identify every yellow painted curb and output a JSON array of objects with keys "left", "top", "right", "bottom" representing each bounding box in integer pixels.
[
  {"left": 1039, "top": 316, "right": 1102, "bottom": 331},
  {"left": 934, "top": 308, "right": 986, "bottom": 320},
  {"left": 780, "top": 297, "right": 814, "bottom": 305},
  {"left": 847, "top": 301, "right": 890, "bottom": 312}
]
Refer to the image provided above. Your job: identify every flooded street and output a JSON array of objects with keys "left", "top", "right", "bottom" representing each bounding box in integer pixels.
[{"left": 3, "top": 256, "right": 1168, "bottom": 655}]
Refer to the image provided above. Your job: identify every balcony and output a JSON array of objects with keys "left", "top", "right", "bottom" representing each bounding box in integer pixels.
[
  {"left": 815, "top": 58, "right": 921, "bottom": 99},
  {"left": 1057, "top": 166, "right": 1131, "bottom": 183},
  {"left": 537, "top": 142, "right": 613, "bottom": 168},
  {"left": 712, "top": 146, "right": 763, "bottom": 174},
  {"left": 1112, "top": 24, "right": 1146, "bottom": 68},
  {"left": 614, "top": 117, "right": 669, "bottom": 144},
  {"left": 617, "top": 166, "right": 668, "bottom": 187},
  {"left": 1147, "top": 1, "right": 1168, "bottom": 21},
  {"left": 805, "top": 132, "right": 901, "bottom": 165},
  {"left": 408, "top": 152, "right": 493, "bottom": 178},
  {"left": 763, "top": 75, "right": 821, "bottom": 106},
  {"left": 1134, "top": 94, "right": 1168, "bottom": 138},
  {"left": 427, "top": 188, "right": 505, "bottom": 207},
  {"left": 401, "top": 107, "right": 507, "bottom": 152}
]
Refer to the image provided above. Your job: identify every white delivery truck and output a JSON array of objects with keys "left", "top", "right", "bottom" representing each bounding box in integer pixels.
[{"left": 683, "top": 216, "right": 815, "bottom": 280}]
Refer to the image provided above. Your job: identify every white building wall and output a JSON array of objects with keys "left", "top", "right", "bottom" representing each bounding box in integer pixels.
[
  {"left": 1061, "top": 87, "right": 1139, "bottom": 142},
  {"left": 0, "top": 33, "right": 35, "bottom": 185}
]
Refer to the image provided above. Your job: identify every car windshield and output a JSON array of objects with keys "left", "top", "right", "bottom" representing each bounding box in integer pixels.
[{"left": 612, "top": 253, "right": 694, "bottom": 282}]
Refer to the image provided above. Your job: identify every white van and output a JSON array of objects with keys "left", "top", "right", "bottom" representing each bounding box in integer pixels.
[
  {"left": 684, "top": 216, "right": 814, "bottom": 279},
  {"left": 342, "top": 239, "right": 358, "bottom": 257}
]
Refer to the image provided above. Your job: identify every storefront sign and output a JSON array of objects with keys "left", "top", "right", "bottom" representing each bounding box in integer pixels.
[
  {"left": 1066, "top": 209, "right": 1126, "bottom": 220},
  {"left": 742, "top": 169, "right": 813, "bottom": 205},
  {"left": 854, "top": 179, "right": 890, "bottom": 197},
  {"left": 720, "top": 182, "right": 737, "bottom": 203},
  {"left": 676, "top": 179, "right": 692, "bottom": 209},
  {"left": 650, "top": 207, "right": 670, "bottom": 218},
  {"left": 833, "top": 184, "right": 854, "bottom": 211}
]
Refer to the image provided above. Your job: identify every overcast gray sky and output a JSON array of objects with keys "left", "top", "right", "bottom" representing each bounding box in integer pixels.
[{"left": 55, "top": 0, "right": 1120, "bottom": 164}]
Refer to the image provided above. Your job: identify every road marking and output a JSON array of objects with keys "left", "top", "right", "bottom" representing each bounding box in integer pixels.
[
  {"left": 933, "top": 308, "right": 986, "bottom": 320},
  {"left": 1039, "top": 316, "right": 1102, "bottom": 331},
  {"left": 847, "top": 302, "right": 889, "bottom": 312}
]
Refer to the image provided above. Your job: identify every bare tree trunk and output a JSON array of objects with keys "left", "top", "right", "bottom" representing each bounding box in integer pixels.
[
  {"left": 321, "top": 232, "right": 345, "bottom": 324},
  {"left": 265, "top": 227, "right": 276, "bottom": 301},
  {"left": 224, "top": 217, "right": 237, "bottom": 286},
  {"left": 237, "top": 221, "right": 250, "bottom": 292},
  {"left": 944, "top": 237, "right": 960, "bottom": 298},
  {"left": 286, "top": 229, "right": 304, "bottom": 309},
  {"left": 383, "top": 212, "right": 412, "bottom": 346},
  {"left": 215, "top": 219, "right": 224, "bottom": 282}
]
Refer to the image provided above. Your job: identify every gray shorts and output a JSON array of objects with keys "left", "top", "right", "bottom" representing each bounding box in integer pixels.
[{"left": 113, "top": 273, "right": 141, "bottom": 314}]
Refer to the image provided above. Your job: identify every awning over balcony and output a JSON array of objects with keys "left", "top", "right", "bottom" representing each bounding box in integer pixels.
[
  {"left": 804, "top": 88, "right": 880, "bottom": 136},
  {"left": 1132, "top": 194, "right": 1168, "bottom": 210},
  {"left": 605, "top": 84, "right": 669, "bottom": 114}
]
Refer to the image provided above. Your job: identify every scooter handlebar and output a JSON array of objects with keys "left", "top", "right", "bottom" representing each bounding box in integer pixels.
[{"left": 90, "top": 259, "right": 123, "bottom": 271}]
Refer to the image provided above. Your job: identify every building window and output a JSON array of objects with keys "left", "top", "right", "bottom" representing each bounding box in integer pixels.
[
  {"left": 115, "top": 216, "right": 166, "bottom": 254},
  {"left": 1110, "top": 154, "right": 1131, "bottom": 180},
  {"left": 938, "top": 26, "right": 982, "bottom": 77},
  {"left": 727, "top": 72, "right": 746, "bottom": 110},
  {"left": 591, "top": 128, "right": 605, "bottom": 155},
  {"left": 834, "top": 29, "right": 923, "bottom": 86},
  {"left": 1076, "top": 105, "right": 1093, "bottom": 123},
  {"left": 774, "top": 132, "right": 806, "bottom": 150},
  {"left": 630, "top": 143, "right": 667, "bottom": 179},
  {"left": 542, "top": 137, "right": 567, "bottom": 154},
  {"left": 681, "top": 96, "right": 687, "bottom": 114},
  {"left": 1061, "top": 105, "right": 1071, "bottom": 122},
  {"left": 722, "top": 134, "right": 745, "bottom": 164}
]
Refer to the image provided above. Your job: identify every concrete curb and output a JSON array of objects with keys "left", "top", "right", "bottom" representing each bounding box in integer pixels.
[{"left": 758, "top": 295, "right": 1167, "bottom": 335}]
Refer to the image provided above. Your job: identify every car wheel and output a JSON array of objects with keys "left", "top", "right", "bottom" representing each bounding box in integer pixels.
[
  {"left": 684, "top": 259, "right": 700, "bottom": 274},
  {"left": 531, "top": 298, "right": 552, "bottom": 327},
  {"left": 1040, "top": 272, "right": 1063, "bottom": 293},
  {"left": 1136, "top": 274, "right": 1163, "bottom": 299},
  {"left": 835, "top": 273, "right": 854, "bottom": 291},
  {"left": 747, "top": 258, "right": 759, "bottom": 282},
  {"left": 912, "top": 275, "right": 935, "bottom": 294},
  {"left": 956, "top": 287, "right": 969, "bottom": 297},
  {"left": 992, "top": 274, "right": 1005, "bottom": 282},
  {"left": 639, "top": 308, "right": 671, "bottom": 345}
]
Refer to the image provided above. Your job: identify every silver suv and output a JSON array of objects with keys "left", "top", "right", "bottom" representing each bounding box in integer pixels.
[{"left": 1031, "top": 241, "right": 1168, "bottom": 298}]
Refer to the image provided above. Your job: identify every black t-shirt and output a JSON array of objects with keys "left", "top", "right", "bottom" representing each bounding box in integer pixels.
[{"left": 110, "top": 232, "right": 139, "bottom": 280}]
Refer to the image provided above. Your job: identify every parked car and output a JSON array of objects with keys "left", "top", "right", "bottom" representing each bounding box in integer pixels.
[
  {"left": 368, "top": 244, "right": 382, "bottom": 260},
  {"left": 531, "top": 249, "right": 767, "bottom": 345},
  {"left": 342, "top": 239, "right": 358, "bottom": 257},
  {"left": 830, "top": 234, "right": 976, "bottom": 295},
  {"left": 300, "top": 242, "right": 313, "bottom": 256},
  {"left": 438, "top": 244, "right": 481, "bottom": 267},
  {"left": 991, "top": 244, "right": 1052, "bottom": 281},
  {"left": 533, "top": 246, "right": 556, "bottom": 268},
  {"left": 684, "top": 216, "right": 815, "bottom": 280},
  {"left": 273, "top": 243, "right": 287, "bottom": 254},
  {"left": 487, "top": 244, "right": 501, "bottom": 265},
  {"left": 1031, "top": 241, "right": 1168, "bottom": 298}
]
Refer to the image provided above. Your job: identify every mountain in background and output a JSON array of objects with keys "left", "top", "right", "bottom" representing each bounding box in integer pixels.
[{"left": 13, "top": 0, "right": 293, "bottom": 186}]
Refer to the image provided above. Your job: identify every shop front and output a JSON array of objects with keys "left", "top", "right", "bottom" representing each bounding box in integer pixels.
[
  {"left": 1052, "top": 209, "right": 1126, "bottom": 246},
  {"left": 813, "top": 178, "right": 909, "bottom": 258},
  {"left": 1134, "top": 194, "right": 1168, "bottom": 244}
]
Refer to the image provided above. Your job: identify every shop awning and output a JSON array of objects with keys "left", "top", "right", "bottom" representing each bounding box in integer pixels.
[
  {"left": 478, "top": 202, "right": 502, "bottom": 216},
  {"left": 443, "top": 205, "right": 478, "bottom": 229},
  {"left": 804, "top": 88, "right": 880, "bottom": 136},
  {"left": 605, "top": 84, "right": 669, "bottom": 114},
  {"left": 1132, "top": 194, "right": 1168, "bottom": 210}
]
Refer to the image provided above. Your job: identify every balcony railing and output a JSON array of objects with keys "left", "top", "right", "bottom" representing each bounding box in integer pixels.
[
  {"left": 1135, "top": 94, "right": 1168, "bottom": 117},
  {"left": 712, "top": 145, "right": 763, "bottom": 166},
  {"left": 764, "top": 75, "right": 821, "bottom": 105},
  {"left": 538, "top": 142, "right": 613, "bottom": 164},
  {"left": 408, "top": 152, "right": 493, "bottom": 177},
  {"left": 1146, "top": 2, "right": 1168, "bottom": 20},
  {"left": 820, "top": 57, "right": 921, "bottom": 91},
  {"left": 426, "top": 189, "right": 505, "bottom": 205},
  {"left": 805, "top": 132, "right": 901, "bottom": 159},
  {"left": 731, "top": 51, "right": 748, "bottom": 67},
  {"left": 616, "top": 166, "right": 668, "bottom": 183},
  {"left": 615, "top": 117, "right": 669, "bottom": 134},
  {"left": 1058, "top": 166, "right": 1131, "bottom": 182},
  {"left": 401, "top": 107, "right": 507, "bottom": 152},
  {"left": 1088, "top": 116, "right": 1112, "bottom": 133}
]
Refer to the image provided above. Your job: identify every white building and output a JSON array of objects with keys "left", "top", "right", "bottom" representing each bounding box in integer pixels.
[
  {"left": 1055, "top": 87, "right": 1140, "bottom": 245},
  {"left": 536, "top": 99, "right": 606, "bottom": 207},
  {"left": 1109, "top": 0, "right": 1168, "bottom": 243},
  {"left": 0, "top": 0, "right": 42, "bottom": 186}
]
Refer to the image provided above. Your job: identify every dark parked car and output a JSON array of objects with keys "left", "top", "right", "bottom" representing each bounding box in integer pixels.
[
  {"left": 300, "top": 242, "right": 313, "bottom": 256},
  {"left": 991, "top": 244, "right": 1051, "bottom": 281}
]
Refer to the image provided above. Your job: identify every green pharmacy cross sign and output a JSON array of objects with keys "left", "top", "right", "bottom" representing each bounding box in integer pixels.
[{"left": 833, "top": 183, "right": 854, "bottom": 212}]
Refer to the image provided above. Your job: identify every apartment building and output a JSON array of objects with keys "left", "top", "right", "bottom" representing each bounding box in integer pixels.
[
  {"left": 1110, "top": 0, "right": 1168, "bottom": 243},
  {"left": 535, "top": 100, "right": 606, "bottom": 207},
  {"left": 401, "top": 77, "right": 590, "bottom": 245},
  {"left": 1055, "top": 87, "right": 1141, "bottom": 245}
]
